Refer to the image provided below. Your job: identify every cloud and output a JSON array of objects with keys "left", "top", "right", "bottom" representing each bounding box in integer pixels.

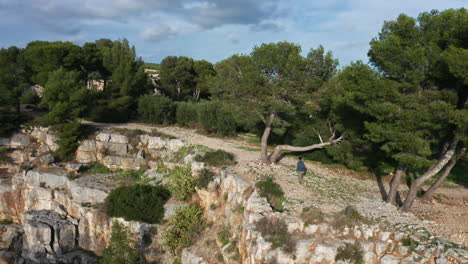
[
  {"left": 140, "top": 25, "right": 179, "bottom": 41},
  {"left": 226, "top": 33, "right": 240, "bottom": 44}
]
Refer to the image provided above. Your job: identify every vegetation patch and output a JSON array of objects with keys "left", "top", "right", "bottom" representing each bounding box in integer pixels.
[
  {"left": 301, "top": 206, "right": 325, "bottom": 225},
  {"left": 335, "top": 242, "right": 364, "bottom": 264},
  {"left": 255, "top": 217, "right": 295, "bottom": 253},
  {"left": 196, "top": 168, "right": 215, "bottom": 189},
  {"left": 112, "top": 169, "right": 157, "bottom": 185},
  {"left": 163, "top": 205, "right": 205, "bottom": 255},
  {"left": 54, "top": 121, "right": 84, "bottom": 161},
  {"left": 401, "top": 237, "right": 420, "bottom": 252},
  {"left": 332, "top": 205, "right": 371, "bottom": 229},
  {"left": 80, "top": 162, "right": 112, "bottom": 173},
  {"left": 194, "top": 149, "right": 236, "bottom": 167},
  {"left": 256, "top": 177, "right": 284, "bottom": 211},
  {"left": 105, "top": 185, "right": 170, "bottom": 223},
  {"left": 101, "top": 221, "right": 139, "bottom": 264},
  {"left": 168, "top": 165, "right": 196, "bottom": 201},
  {"left": 218, "top": 229, "right": 230, "bottom": 246}
]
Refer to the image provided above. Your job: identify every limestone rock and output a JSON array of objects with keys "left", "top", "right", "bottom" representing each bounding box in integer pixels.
[
  {"left": 168, "top": 139, "right": 186, "bottom": 151},
  {"left": 65, "top": 163, "right": 83, "bottom": 172},
  {"left": 309, "top": 242, "right": 341, "bottom": 263},
  {"left": 295, "top": 239, "right": 313, "bottom": 263},
  {"left": 45, "top": 134, "right": 59, "bottom": 152},
  {"left": 181, "top": 248, "right": 208, "bottom": 264},
  {"left": 380, "top": 254, "right": 400, "bottom": 264},
  {"left": 78, "top": 140, "right": 96, "bottom": 152},
  {"left": 10, "top": 133, "right": 31, "bottom": 147},
  {"left": 22, "top": 210, "right": 78, "bottom": 263},
  {"left": 39, "top": 154, "right": 54, "bottom": 164}
]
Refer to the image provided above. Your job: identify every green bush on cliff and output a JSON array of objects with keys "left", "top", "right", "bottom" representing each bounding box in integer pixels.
[
  {"left": 168, "top": 165, "right": 196, "bottom": 201},
  {"left": 163, "top": 205, "right": 205, "bottom": 255},
  {"left": 105, "top": 184, "right": 170, "bottom": 223},
  {"left": 100, "top": 221, "right": 140, "bottom": 264}
]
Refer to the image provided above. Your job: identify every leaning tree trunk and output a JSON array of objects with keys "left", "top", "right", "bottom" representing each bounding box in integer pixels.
[
  {"left": 386, "top": 163, "right": 405, "bottom": 205},
  {"left": 260, "top": 112, "right": 276, "bottom": 164},
  {"left": 399, "top": 141, "right": 458, "bottom": 212},
  {"left": 268, "top": 131, "right": 344, "bottom": 164},
  {"left": 422, "top": 147, "right": 466, "bottom": 201}
]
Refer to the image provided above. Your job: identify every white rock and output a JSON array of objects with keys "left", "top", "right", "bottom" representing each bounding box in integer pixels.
[
  {"left": 108, "top": 134, "right": 128, "bottom": 144},
  {"left": 379, "top": 254, "right": 400, "bottom": 264},
  {"left": 39, "top": 154, "right": 54, "bottom": 164},
  {"left": 309, "top": 243, "right": 340, "bottom": 263},
  {"left": 45, "top": 134, "right": 59, "bottom": 151},
  {"left": 379, "top": 231, "right": 392, "bottom": 241},
  {"left": 359, "top": 241, "right": 374, "bottom": 252},
  {"left": 295, "top": 240, "right": 313, "bottom": 263},
  {"left": 78, "top": 140, "right": 96, "bottom": 152},
  {"left": 362, "top": 251, "right": 377, "bottom": 263},
  {"left": 147, "top": 137, "right": 167, "bottom": 149},
  {"left": 375, "top": 242, "right": 388, "bottom": 256},
  {"left": 191, "top": 162, "right": 205, "bottom": 173},
  {"left": 305, "top": 224, "right": 319, "bottom": 235},
  {"left": 95, "top": 133, "right": 111, "bottom": 142},
  {"left": 168, "top": 139, "right": 186, "bottom": 151},
  {"left": 363, "top": 227, "right": 374, "bottom": 240},
  {"left": 181, "top": 248, "right": 208, "bottom": 264},
  {"left": 10, "top": 133, "right": 31, "bottom": 147},
  {"left": 353, "top": 226, "right": 362, "bottom": 239},
  {"left": 287, "top": 220, "right": 304, "bottom": 233}
]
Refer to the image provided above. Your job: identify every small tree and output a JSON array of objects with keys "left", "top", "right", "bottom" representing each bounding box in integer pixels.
[{"left": 100, "top": 221, "right": 139, "bottom": 264}]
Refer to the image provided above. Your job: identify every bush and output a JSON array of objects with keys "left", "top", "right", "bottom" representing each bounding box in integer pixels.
[
  {"left": 54, "top": 121, "right": 83, "bottom": 161},
  {"left": 335, "top": 242, "right": 364, "bottom": 264},
  {"left": 176, "top": 101, "right": 198, "bottom": 127},
  {"left": 80, "top": 162, "right": 112, "bottom": 173},
  {"left": 256, "top": 177, "right": 284, "bottom": 211},
  {"left": 301, "top": 206, "right": 325, "bottom": 225},
  {"left": 20, "top": 92, "right": 40, "bottom": 105},
  {"left": 163, "top": 205, "right": 205, "bottom": 255},
  {"left": 196, "top": 101, "right": 237, "bottom": 136},
  {"left": 255, "top": 217, "right": 295, "bottom": 253},
  {"left": 105, "top": 185, "right": 170, "bottom": 223},
  {"left": 332, "top": 205, "right": 370, "bottom": 229},
  {"left": 196, "top": 168, "right": 215, "bottom": 189},
  {"left": 138, "top": 95, "right": 175, "bottom": 124},
  {"left": 168, "top": 165, "right": 196, "bottom": 201},
  {"left": 194, "top": 149, "right": 236, "bottom": 167},
  {"left": 100, "top": 221, "right": 139, "bottom": 264}
]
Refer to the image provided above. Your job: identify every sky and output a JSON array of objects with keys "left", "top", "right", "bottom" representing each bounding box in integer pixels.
[{"left": 0, "top": 0, "right": 465, "bottom": 66}]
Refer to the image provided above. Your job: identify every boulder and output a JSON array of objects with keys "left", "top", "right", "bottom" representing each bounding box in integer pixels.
[
  {"left": 309, "top": 242, "right": 341, "bottom": 263},
  {"left": 148, "top": 137, "right": 167, "bottom": 149},
  {"left": 380, "top": 254, "right": 400, "bottom": 264},
  {"left": 76, "top": 151, "right": 97, "bottom": 163},
  {"left": 78, "top": 140, "right": 97, "bottom": 152},
  {"left": 295, "top": 239, "right": 313, "bottom": 263},
  {"left": 168, "top": 139, "right": 185, "bottom": 151},
  {"left": 10, "top": 134, "right": 31, "bottom": 147},
  {"left": 45, "top": 134, "right": 59, "bottom": 151},
  {"left": 39, "top": 154, "right": 54, "bottom": 165}
]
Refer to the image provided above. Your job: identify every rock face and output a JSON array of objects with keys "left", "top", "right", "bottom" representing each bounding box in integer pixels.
[{"left": 21, "top": 210, "right": 80, "bottom": 263}]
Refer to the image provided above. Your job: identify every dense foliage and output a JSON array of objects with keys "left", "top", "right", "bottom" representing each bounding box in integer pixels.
[
  {"left": 105, "top": 185, "right": 170, "bottom": 223},
  {"left": 168, "top": 165, "right": 196, "bottom": 201}
]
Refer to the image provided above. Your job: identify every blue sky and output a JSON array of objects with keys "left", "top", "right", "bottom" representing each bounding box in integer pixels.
[{"left": 0, "top": 0, "right": 465, "bottom": 66}]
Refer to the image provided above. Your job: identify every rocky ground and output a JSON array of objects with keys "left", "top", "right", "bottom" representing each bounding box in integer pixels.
[{"left": 84, "top": 121, "right": 468, "bottom": 247}]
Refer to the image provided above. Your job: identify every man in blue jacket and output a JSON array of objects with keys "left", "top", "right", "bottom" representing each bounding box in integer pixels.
[{"left": 296, "top": 157, "right": 307, "bottom": 184}]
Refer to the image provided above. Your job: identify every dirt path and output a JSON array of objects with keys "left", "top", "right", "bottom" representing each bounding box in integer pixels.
[{"left": 83, "top": 121, "right": 468, "bottom": 246}]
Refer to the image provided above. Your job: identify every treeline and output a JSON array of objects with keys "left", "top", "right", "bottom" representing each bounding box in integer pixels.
[{"left": 0, "top": 8, "right": 466, "bottom": 211}]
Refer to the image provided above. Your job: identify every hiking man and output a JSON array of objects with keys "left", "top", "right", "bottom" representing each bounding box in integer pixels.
[{"left": 296, "top": 157, "right": 307, "bottom": 184}]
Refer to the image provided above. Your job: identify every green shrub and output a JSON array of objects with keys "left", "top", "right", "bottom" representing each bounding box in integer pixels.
[
  {"left": 20, "top": 92, "right": 40, "bottom": 105},
  {"left": 218, "top": 230, "right": 230, "bottom": 246},
  {"left": 194, "top": 149, "right": 236, "bottom": 167},
  {"left": 255, "top": 217, "right": 295, "bottom": 253},
  {"left": 332, "top": 205, "right": 370, "bottom": 229},
  {"left": 176, "top": 101, "right": 198, "bottom": 127},
  {"left": 105, "top": 185, "right": 170, "bottom": 223},
  {"left": 168, "top": 165, "right": 196, "bottom": 201},
  {"left": 335, "top": 242, "right": 364, "bottom": 264},
  {"left": 256, "top": 178, "right": 284, "bottom": 211},
  {"left": 401, "top": 237, "right": 420, "bottom": 252},
  {"left": 196, "top": 168, "right": 215, "bottom": 189},
  {"left": 113, "top": 169, "right": 149, "bottom": 184},
  {"left": 301, "top": 206, "right": 325, "bottom": 225},
  {"left": 100, "top": 221, "right": 139, "bottom": 264},
  {"left": 196, "top": 101, "right": 237, "bottom": 136},
  {"left": 80, "top": 162, "right": 112, "bottom": 173},
  {"left": 138, "top": 95, "right": 175, "bottom": 124},
  {"left": 163, "top": 205, "right": 205, "bottom": 255},
  {"left": 54, "top": 121, "right": 83, "bottom": 161}
]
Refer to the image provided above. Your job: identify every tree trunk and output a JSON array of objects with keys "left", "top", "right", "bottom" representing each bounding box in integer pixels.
[
  {"left": 268, "top": 140, "right": 340, "bottom": 164},
  {"left": 386, "top": 163, "right": 405, "bottom": 205},
  {"left": 260, "top": 112, "right": 276, "bottom": 164},
  {"left": 422, "top": 147, "right": 466, "bottom": 201},
  {"left": 399, "top": 141, "right": 458, "bottom": 212}
]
